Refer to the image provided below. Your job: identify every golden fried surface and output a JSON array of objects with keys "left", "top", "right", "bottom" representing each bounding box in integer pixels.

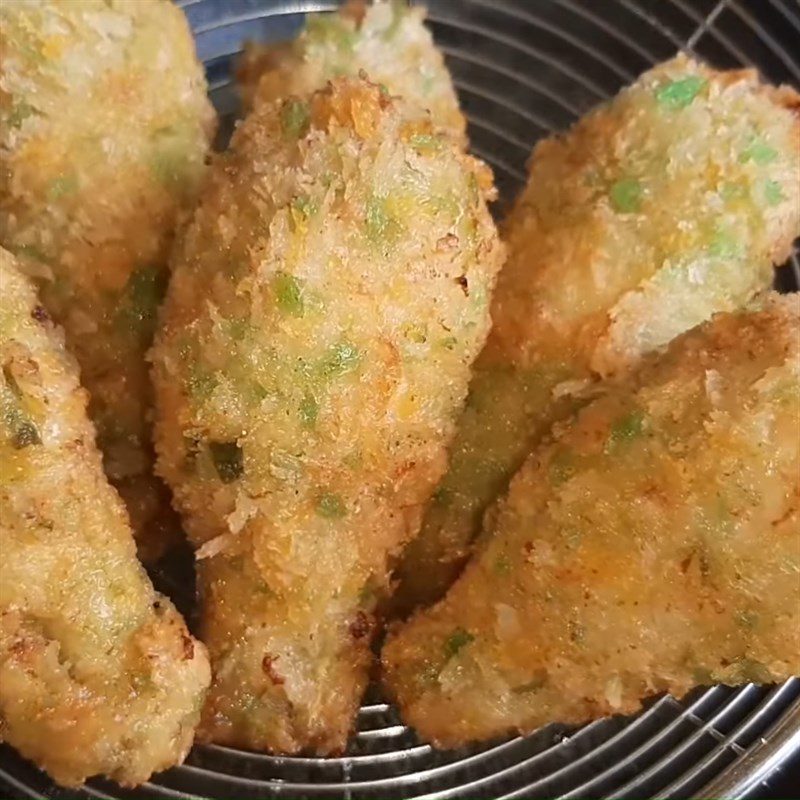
[
  {"left": 383, "top": 295, "right": 800, "bottom": 748},
  {"left": 151, "top": 78, "right": 503, "bottom": 754},
  {"left": 0, "top": 249, "right": 209, "bottom": 787},
  {"left": 392, "top": 55, "right": 800, "bottom": 615},
  {"left": 237, "top": 0, "right": 466, "bottom": 144},
  {"left": 0, "top": 0, "right": 216, "bottom": 560}
]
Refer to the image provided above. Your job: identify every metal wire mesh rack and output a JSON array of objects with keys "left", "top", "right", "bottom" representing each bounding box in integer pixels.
[{"left": 2, "top": 1, "right": 799, "bottom": 798}]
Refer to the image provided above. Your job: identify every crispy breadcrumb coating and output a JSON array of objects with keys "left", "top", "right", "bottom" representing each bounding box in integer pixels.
[
  {"left": 0, "top": 249, "right": 209, "bottom": 787},
  {"left": 392, "top": 55, "right": 800, "bottom": 615},
  {"left": 237, "top": 0, "right": 466, "bottom": 144},
  {"left": 0, "top": 0, "right": 216, "bottom": 560},
  {"left": 151, "top": 78, "right": 503, "bottom": 754},
  {"left": 383, "top": 294, "right": 800, "bottom": 749}
]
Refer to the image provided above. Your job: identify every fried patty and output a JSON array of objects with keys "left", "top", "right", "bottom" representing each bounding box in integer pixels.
[
  {"left": 383, "top": 295, "right": 800, "bottom": 748},
  {"left": 237, "top": 0, "right": 466, "bottom": 144},
  {"left": 0, "top": 248, "right": 209, "bottom": 787},
  {"left": 0, "top": 0, "right": 216, "bottom": 560},
  {"left": 151, "top": 78, "right": 503, "bottom": 754}
]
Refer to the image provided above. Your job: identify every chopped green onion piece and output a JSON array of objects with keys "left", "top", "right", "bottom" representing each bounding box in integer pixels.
[
  {"left": 655, "top": 76, "right": 705, "bottom": 109},
  {"left": 382, "top": 0, "right": 406, "bottom": 39},
  {"left": 740, "top": 138, "right": 777, "bottom": 165},
  {"left": 7, "top": 101, "right": 37, "bottom": 128},
  {"left": 12, "top": 244, "right": 50, "bottom": 264},
  {"left": 610, "top": 178, "right": 642, "bottom": 213},
  {"left": 150, "top": 127, "right": 194, "bottom": 189},
  {"left": 432, "top": 486, "right": 452, "bottom": 506},
  {"left": 273, "top": 272, "right": 304, "bottom": 317},
  {"left": 226, "top": 317, "right": 250, "bottom": 341},
  {"left": 606, "top": 409, "right": 646, "bottom": 451},
  {"left": 320, "top": 342, "right": 360, "bottom": 377},
  {"left": 316, "top": 492, "right": 347, "bottom": 519},
  {"left": 720, "top": 182, "right": 748, "bottom": 202},
  {"left": 404, "top": 323, "right": 427, "bottom": 344},
  {"left": 440, "top": 336, "right": 458, "bottom": 351},
  {"left": 209, "top": 441, "right": 244, "bottom": 484},
  {"left": 366, "top": 196, "right": 391, "bottom": 241},
  {"left": 281, "top": 99, "right": 310, "bottom": 139},
  {"left": 765, "top": 179, "right": 785, "bottom": 206},
  {"left": 708, "top": 228, "right": 740, "bottom": 258},
  {"left": 443, "top": 627, "right": 474, "bottom": 659},
  {"left": 117, "top": 265, "right": 168, "bottom": 339},
  {"left": 188, "top": 369, "right": 216, "bottom": 401},
  {"left": 306, "top": 14, "right": 356, "bottom": 51},
  {"left": 468, "top": 172, "right": 480, "bottom": 205},
  {"left": 299, "top": 394, "right": 318, "bottom": 428},
  {"left": 292, "top": 195, "right": 318, "bottom": 218}
]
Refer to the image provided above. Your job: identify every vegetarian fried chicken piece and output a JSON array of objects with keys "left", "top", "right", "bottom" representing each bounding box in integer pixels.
[
  {"left": 237, "top": 0, "right": 466, "bottom": 144},
  {"left": 392, "top": 54, "right": 800, "bottom": 615},
  {"left": 383, "top": 295, "right": 800, "bottom": 748},
  {"left": 151, "top": 79, "right": 503, "bottom": 754},
  {"left": 0, "top": 249, "right": 209, "bottom": 787},
  {"left": 0, "top": 0, "right": 216, "bottom": 560}
]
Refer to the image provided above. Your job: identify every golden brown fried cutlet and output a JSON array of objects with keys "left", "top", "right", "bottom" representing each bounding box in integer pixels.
[
  {"left": 0, "top": 248, "right": 209, "bottom": 787},
  {"left": 383, "top": 294, "right": 800, "bottom": 749},
  {"left": 237, "top": 0, "right": 466, "bottom": 144},
  {"left": 151, "top": 78, "right": 504, "bottom": 754},
  {"left": 392, "top": 54, "right": 800, "bottom": 616},
  {"left": 0, "top": 0, "right": 216, "bottom": 561}
]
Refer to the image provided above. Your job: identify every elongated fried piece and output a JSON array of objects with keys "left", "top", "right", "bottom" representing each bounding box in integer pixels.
[
  {"left": 0, "top": 249, "right": 209, "bottom": 787},
  {"left": 384, "top": 295, "right": 800, "bottom": 748},
  {"left": 237, "top": 0, "right": 466, "bottom": 144},
  {"left": 0, "top": 0, "right": 216, "bottom": 560},
  {"left": 151, "top": 78, "right": 503, "bottom": 754},
  {"left": 392, "top": 55, "right": 800, "bottom": 615}
]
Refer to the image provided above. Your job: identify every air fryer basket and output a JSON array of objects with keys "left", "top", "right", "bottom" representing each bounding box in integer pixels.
[{"left": 2, "top": 1, "right": 798, "bottom": 798}]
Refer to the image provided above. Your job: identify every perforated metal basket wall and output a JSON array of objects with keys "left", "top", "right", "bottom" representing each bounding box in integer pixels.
[{"left": 2, "top": 1, "right": 799, "bottom": 798}]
